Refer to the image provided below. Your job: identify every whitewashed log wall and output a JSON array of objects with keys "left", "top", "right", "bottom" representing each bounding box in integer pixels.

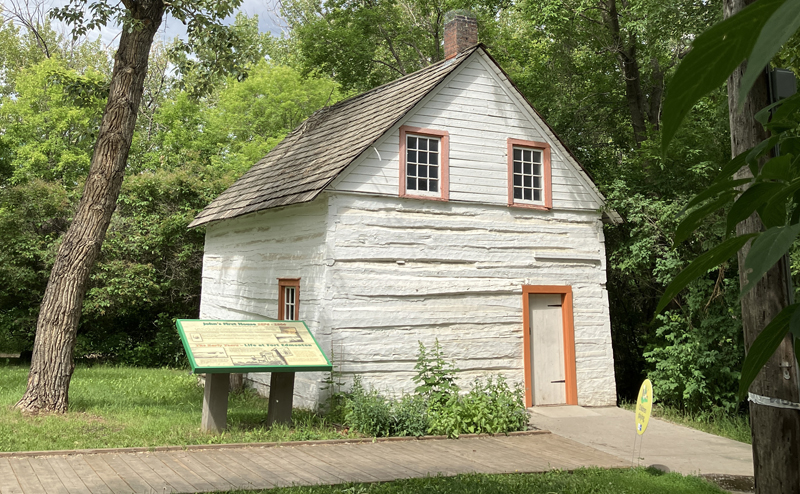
[
  {"left": 199, "top": 191, "right": 615, "bottom": 407},
  {"left": 199, "top": 200, "right": 331, "bottom": 408},
  {"left": 323, "top": 192, "right": 615, "bottom": 406}
]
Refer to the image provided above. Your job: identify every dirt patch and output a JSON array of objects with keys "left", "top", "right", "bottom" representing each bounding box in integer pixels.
[{"left": 700, "top": 473, "right": 754, "bottom": 493}]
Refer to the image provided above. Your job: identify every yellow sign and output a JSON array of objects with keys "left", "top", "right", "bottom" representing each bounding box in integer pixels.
[
  {"left": 635, "top": 379, "right": 653, "bottom": 436},
  {"left": 176, "top": 319, "right": 331, "bottom": 373}
]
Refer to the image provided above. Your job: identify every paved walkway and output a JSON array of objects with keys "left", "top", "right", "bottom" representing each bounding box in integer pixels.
[
  {"left": 528, "top": 406, "right": 753, "bottom": 477},
  {"left": 0, "top": 432, "right": 628, "bottom": 494}
]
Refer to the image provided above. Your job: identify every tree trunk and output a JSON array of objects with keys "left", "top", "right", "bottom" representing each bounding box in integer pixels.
[
  {"left": 604, "top": 0, "right": 649, "bottom": 145},
  {"left": 15, "top": 0, "right": 165, "bottom": 414},
  {"left": 230, "top": 373, "right": 245, "bottom": 392},
  {"left": 725, "top": 0, "right": 800, "bottom": 491}
]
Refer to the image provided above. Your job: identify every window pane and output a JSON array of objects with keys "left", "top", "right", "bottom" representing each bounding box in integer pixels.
[
  {"left": 418, "top": 152, "right": 427, "bottom": 164},
  {"left": 514, "top": 162, "right": 522, "bottom": 174},
  {"left": 513, "top": 148, "right": 522, "bottom": 161},
  {"left": 533, "top": 150, "right": 542, "bottom": 163},
  {"left": 524, "top": 175, "right": 532, "bottom": 187},
  {"left": 418, "top": 138, "right": 428, "bottom": 151},
  {"left": 514, "top": 175, "right": 522, "bottom": 187},
  {"left": 524, "top": 189, "right": 532, "bottom": 200},
  {"left": 429, "top": 166, "right": 438, "bottom": 179},
  {"left": 523, "top": 150, "right": 532, "bottom": 162},
  {"left": 534, "top": 190, "right": 541, "bottom": 201},
  {"left": 429, "top": 152, "right": 438, "bottom": 165},
  {"left": 407, "top": 163, "right": 417, "bottom": 176},
  {"left": 407, "top": 177, "right": 416, "bottom": 190},
  {"left": 533, "top": 163, "right": 542, "bottom": 176},
  {"left": 419, "top": 178, "right": 427, "bottom": 191},
  {"left": 407, "top": 136, "right": 417, "bottom": 149},
  {"left": 407, "top": 150, "right": 416, "bottom": 163},
  {"left": 419, "top": 165, "right": 428, "bottom": 178},
  {"left": 430, "top": 139, "right": 438, "bottom": 152},
  {"left": 533, "top": 177, "right": 541, "bottom": 189},
  {"left": 514, "top": 188, "right": 523, "bottom": 199},
  {"left": 523, "top": 163, "right": 532, "bottom": 175},
  {"left": 429, "top": 180, "right": 438, "bottom": 192}
]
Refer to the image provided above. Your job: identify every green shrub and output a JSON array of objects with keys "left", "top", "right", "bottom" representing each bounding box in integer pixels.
[
  {"left": 428, "top": 375, "right": 528, "bottom": 437},
  {"left": 412, "top": 339, "right": 459, "bottom": 406},
  {"left": 391, "top": 394, "right": 428, "bottom": 437},
  {"left": 343, "top": 377, "right": 430, "bottom": 437},
  {"left": 343, "top": 343, "right": 528, "bottom": 438}
]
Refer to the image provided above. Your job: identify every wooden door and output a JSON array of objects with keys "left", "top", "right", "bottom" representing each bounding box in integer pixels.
[{"left": 529, "top": 293, "right": 566, "bottom": 405}]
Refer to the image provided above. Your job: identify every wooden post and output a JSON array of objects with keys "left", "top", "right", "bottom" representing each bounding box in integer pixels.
[
  {"left": 201, "top": 373, "right": 230, "bottom": 433},
  {"left": 266, "top": 372, "right": 295, "bottom": 427}
]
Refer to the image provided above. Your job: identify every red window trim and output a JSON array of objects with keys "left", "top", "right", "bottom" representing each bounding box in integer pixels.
[
  {"left": 507, "top": 138, "right": 552, "bottom": 210},
  {"left": 277, "top": 278, "right": 300, "bottom": 321},
  {"left": 399, "top": 125, "right": 450, "bottom": 202}
]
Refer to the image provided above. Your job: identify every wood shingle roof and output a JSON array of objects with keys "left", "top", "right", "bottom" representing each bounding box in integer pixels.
[{"left": 189, "top": 46, "right": 480, "bottom": 228}]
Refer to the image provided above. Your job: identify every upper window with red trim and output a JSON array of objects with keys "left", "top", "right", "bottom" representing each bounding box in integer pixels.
[
  {"left": 400, "top": 126, "right": 449, "bottom": 201},
  {"left": 507, "top": 138, "right": 552, "bottom": 209}
]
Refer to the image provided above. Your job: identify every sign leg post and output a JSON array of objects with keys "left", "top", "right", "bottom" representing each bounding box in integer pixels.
[
  {"left": 266, "top": 372, "right": 295, "bottom": 427},
  {"left": 202, "top": 373, "right": 230, "bottom": 433}
]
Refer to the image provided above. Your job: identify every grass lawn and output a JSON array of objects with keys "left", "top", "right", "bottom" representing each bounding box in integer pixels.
[
  {"left": 221, "top": 469, "right": 727, "bottom": 494},
  {"left": 621, "top": 402, "right": 751, "bottom": 444},
  {"left": 0, "top": 364, "right": 357, "bottom": 452}
]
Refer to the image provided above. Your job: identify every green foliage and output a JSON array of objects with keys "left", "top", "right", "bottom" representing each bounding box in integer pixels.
[
  {"left": 0, "top": 57, "right": 107, "bottom": 187},
  {"left": 344, "top": 342, "right": 526, "bottom": 438},
  {"left": 343, "top": 376, "right": 429, "bottom": 437},
  {"left": 646, "top": 274, "right": 744, "bottom": 414},
  {"left": 76, "top": 165, "right": 237, "bottom": 366},
  {"left": 659, "top": 0, "right": 800, "bottom": 399},
  {"left": 0, "top": 21, "right": 340, "bottom": 365},
  {"left": 0, "top": 180, "right": 75, "bottom": 352},
  {"left": 169, "top": 13, "right": 273, "bottom": 98},
  {"left": 412, "top": 339, "right": 460, "bottom": 406},
  {"left": 282, "top": 0, "right": 507, "bottom": 92},
  {"left": 661, "top": 0, "right": 785, "bottom": 148},
  {"left": 428, "top": 375, "right": 528, "bottom": 438}
]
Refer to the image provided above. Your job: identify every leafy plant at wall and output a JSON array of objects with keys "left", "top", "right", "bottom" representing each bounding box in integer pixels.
[
  {"left": 412, "top": 339, "right": 460, "bottom": 407},
  {"left": 343, "top": 341, "right": 527, "bottom": 438}
]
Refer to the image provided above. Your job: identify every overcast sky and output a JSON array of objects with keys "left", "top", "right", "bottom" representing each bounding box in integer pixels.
[{"left": 44, "top": 0, "right": 285, "bottom": 50}]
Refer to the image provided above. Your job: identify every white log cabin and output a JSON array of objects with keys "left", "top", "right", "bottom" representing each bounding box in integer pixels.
[{"left": 190, "top": 14, "right": 619, "bottom": 408}]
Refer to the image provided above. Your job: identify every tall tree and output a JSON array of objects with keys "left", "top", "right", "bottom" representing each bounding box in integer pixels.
[
  {"left": 15, "top": 0, "right": 242, "bottom": 414},
  {"left": 282, "top": 0, "right": 508, "bottom": 92}
]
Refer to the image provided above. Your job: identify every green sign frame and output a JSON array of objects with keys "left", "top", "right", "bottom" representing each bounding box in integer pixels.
[{"left": 176, "top": 319, "right": 332, "bottom": 374}]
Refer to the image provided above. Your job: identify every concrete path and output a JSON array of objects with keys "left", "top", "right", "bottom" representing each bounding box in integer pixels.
[
  {"left": 0, "top": 431, "right": 628, "bottom": 494},
  {"left": 528, "top": 406, "right": 753, "bottom": 477}
]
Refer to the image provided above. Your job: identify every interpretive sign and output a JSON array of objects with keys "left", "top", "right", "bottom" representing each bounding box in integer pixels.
[
  {"left": 176, "top": 319, "right": 331, "bottom": 374},
  {"left": 635, "top": 379, "right": 653, "bottom": 435},
  {"left": 176, "top": 319, "right": 332, "bottom": 432}
]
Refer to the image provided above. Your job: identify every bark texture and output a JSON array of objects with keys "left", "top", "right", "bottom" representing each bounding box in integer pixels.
[
  {"left": 601, "top": 0, "right": 663, "bottom": 145},
  {"left": 725, "top": 0, "right": 800, "bottom": 491},
  {"left": 15, "top": 0, "right": 165, "bottom": 414}
]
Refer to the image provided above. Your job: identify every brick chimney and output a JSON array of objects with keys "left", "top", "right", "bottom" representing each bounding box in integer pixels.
[{"left": 443, "top": 11, "right": 477, "bottom": 60}]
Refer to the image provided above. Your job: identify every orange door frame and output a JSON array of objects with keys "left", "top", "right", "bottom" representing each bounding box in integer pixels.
[{"left": 522, "top": 285, "right": 578, "bottom": 407}]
